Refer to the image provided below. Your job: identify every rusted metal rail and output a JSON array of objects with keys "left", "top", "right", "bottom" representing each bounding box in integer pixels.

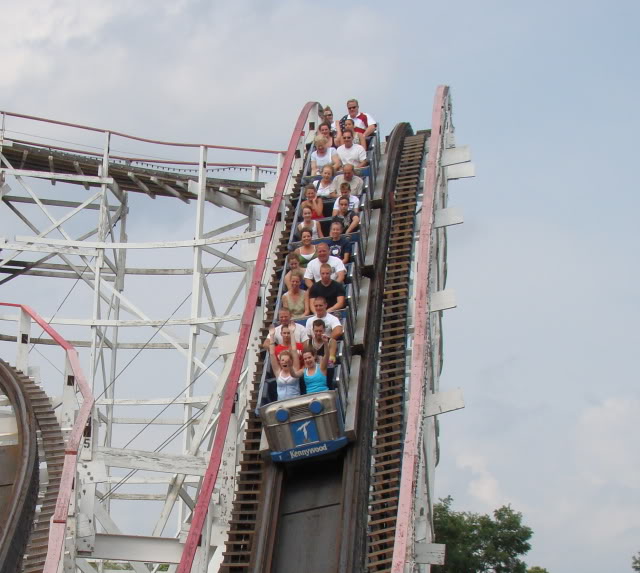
[{"left": 367, "top": 131, "right": 428, "bottom": 572}]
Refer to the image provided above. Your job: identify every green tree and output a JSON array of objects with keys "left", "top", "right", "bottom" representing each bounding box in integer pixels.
[
  {"left": 528, "top": 567, "right": 549, "bottom": 573},
  {"left": 632, "top": 551, "right": 640, "bottom": 571},
  {"left": 433, "top": 496, "right": 534, "bottom": 573}
]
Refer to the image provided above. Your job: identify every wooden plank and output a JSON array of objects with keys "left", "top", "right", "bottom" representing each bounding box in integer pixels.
[
  {"left": 434, "top": 207, "right": 463, "bottom": 228},
  {"left": 97, "top": 447, "right": 208, "bottom": 476},
  {"left": 414, "top": 542, "right": 445, "bottom": 565},
  {"left": 441, "top": 145, "right": 471, "bottom": 166},
  {"left": 424, "top": 389, "right": 465, "bottom": 418},
  {"left": 0, "top": 168, "right": 113, "bottom": 184},
  {"left": 430, "top": 289, "right": 457, "bottom": 312},
  {"left": 445, "top": 163, "right": 475, "bottom": 180}
]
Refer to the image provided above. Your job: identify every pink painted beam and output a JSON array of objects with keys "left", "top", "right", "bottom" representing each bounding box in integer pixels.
[
  {"left": 0, "top": 302, "right": 94, "bottom": 573},
  {"left": 177, "top": 102, "right": 318, "bottom": 573},
  {"left": 1, "top": 110, "right": 285, "bottom": 154},
  {"left": 390, "top": 85, "right": 449, "bottom": 573}
]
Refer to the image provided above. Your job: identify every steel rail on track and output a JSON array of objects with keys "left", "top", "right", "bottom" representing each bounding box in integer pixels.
[
  {"left": 178, "top": 102, "right": 319, "bottom": 573},
  {"left": 0, "top": 302, "right": 94, "bottom": 573}
]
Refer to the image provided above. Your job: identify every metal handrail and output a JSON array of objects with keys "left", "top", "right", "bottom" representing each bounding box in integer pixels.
[{"left": 0, "top": 109, "right": 285, "bottom": 154}]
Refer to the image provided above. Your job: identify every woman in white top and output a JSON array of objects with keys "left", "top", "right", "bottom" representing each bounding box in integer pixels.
[
  {"left": 336, "top": 118, "right": 367, "bottom": 151},
  {"left": 314, "top": 165, "right": 338, "bottom": 198},
  {"left": 297, "top": 206, "right": 323, "bottom": 240},
  {"left": 310, "top": 135, "right": 342, "bottom": 175},
  {"left": 267, "top": 325, "right": 301, "bottom": 401},
  {"left": 293, "top": 228, "right": 318, "bottom": 266}
]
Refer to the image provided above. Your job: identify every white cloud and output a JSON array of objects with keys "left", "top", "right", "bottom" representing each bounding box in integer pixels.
[{"left": 456, "top": 452, "right": 506, "bottom": 510}]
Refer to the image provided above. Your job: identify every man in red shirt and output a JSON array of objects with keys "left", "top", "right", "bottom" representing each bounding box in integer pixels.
[{"left": 339, "top": 99, "right": 377, "bottom": 139}]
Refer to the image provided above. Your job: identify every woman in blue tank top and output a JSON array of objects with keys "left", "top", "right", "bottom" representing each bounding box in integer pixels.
[{"left": 300, "top": 337, "right": 330, "bottom": 394}]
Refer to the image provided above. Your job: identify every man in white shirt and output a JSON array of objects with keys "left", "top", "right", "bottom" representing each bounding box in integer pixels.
[
  {"left": 305, "top": 297, "right": 343, "bottom": 340},
  {"left": 340, "top": 99, "right": 377, "bottom": 139},
  {"left": 333, "top": 163, "right": 364, "bottom": 196},
  {"left": 304, "top": 242, "right": 346, "bottom": 288},
  {"left": 265, "top": 307, "right": 308, "bottom": 347},
  {"left": 337, "top": 129, "right": 368, "bottom": 168}
]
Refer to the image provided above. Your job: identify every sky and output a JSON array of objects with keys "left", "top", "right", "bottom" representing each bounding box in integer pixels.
[{"left": 1, "top": 0, "right": 639, "bottom": 571}]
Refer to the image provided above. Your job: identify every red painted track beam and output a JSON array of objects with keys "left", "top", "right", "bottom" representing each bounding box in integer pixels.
[
  {"left": 177, "top": 101, "right": 318, "bottom": 573},
  {"left": 390, "top": 85, "right": 449, "bottom": 572}
]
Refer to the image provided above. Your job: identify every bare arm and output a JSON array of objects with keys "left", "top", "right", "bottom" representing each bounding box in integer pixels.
[
  {"left": 311, "top": 159, "right": 318, "bottom": 175},
  {"left": 335, "top": 270, "right": 346, "bottom": 283},
  {"left": 289, "top": 330, "right": 303, "bottom": 377},
  {"left": 313, "top": 198, "right": 324, "bottom": 218},
  {"left": 330, "top": 324, "right": 343, "bottom": 340},
  {"left": 363, "top": 123, "right": 377, "bottom": 138},
  {"left": 332, "top": 153, "right": 342, "bottom": 172},
  {"left": 284, "top": 270, "right": 293, "bottom": 291},
  {"left": 328, "top": 296, "right": 345, "bottom": 312},
  {"left": 319, "top": 337, "right": 330, "bottom": 375},
  {"left": 345, "top": 215, "right": 360, "bottom": 234},
  {"left": 303, "top": 290, "right": 310, "bottom": 316},
  {"left": 315, "top": 220, "right": 324, "bottom": 238},
  {"left": 266, "top": 329, "right": 280, "bottom": 375}
]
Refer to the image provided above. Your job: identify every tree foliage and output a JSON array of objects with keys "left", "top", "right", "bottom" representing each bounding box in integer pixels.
[
  {"left": 433, "top": 496, "right": 533, "bottom": 573},
  {"left": 632, "top": 552, "right": 640, "bottom": 572},
  {"left": 527, "top": 567, "right": 549, "bottom": 573}
]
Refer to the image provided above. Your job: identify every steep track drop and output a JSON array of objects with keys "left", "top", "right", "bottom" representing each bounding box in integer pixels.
[{"left": 367, "top": 132, "right": 428, "bottom": 571}]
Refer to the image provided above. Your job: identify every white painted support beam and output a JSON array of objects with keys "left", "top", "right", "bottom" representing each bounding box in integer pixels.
[
  {"left": 0, "top": 238, "right": 98, "bottom": 256},
  {"left": 14, "top": 230, "right": 262, "bottom": 250},
  {"left": 430, "top": 289, "right": 457, "bottom": 312},
  {"left": 97, "top": 447, "right": 208, "bottom": 476},
  {"left": 96, "top": 396, "right": 210, "bottom": 406},
  {"left": 424, "top": 389, "right": 465, "bottom": 418},
  {"left": 150, "top": 176, "right": 189, "bottom": 204},
  {"left": 73, "top": 161, "right": 91, "bottom": 191},
  {"left": 128, "top": 172, "right": 156, "bottom": 198},
  {"left": 92, "top": 503, "right": 151, "bottom": 573},
  {"left": 91, "top": 533, "right": 185, "bottom": 564},
  {"left": 434, "top": 207, "right": 464, "bottom": 229},
  {"left": 108, "top": 417, "right": 202, "bottom": 425},
  {"left": 0, "top": 168, "right": 114, "bottom": 185},
  {"left": 414, "top": 542, "right": 446, "bottom": 565},
  {"left": 441, "top": 145, "right": 471, "bottom": 166},
  {"left": 2, "top": 195, "right": 120, "bottom": 211},
  {"left": 0, "top": 313, "right": 240, "bottom": 327},
  {"left": 445, "top": 163, "right": 475, "bottom": 180}
]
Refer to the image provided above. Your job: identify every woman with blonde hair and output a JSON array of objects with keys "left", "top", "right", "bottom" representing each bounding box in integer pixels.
[
  {"left": 310, "top": 135, "right": 342, "bottom": 175},
  {"left": 314, "top": 164, "right": 337, "bottom": 198},
  {"left": 281, "top": 269, "right": 309, "bottom": 318}
]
